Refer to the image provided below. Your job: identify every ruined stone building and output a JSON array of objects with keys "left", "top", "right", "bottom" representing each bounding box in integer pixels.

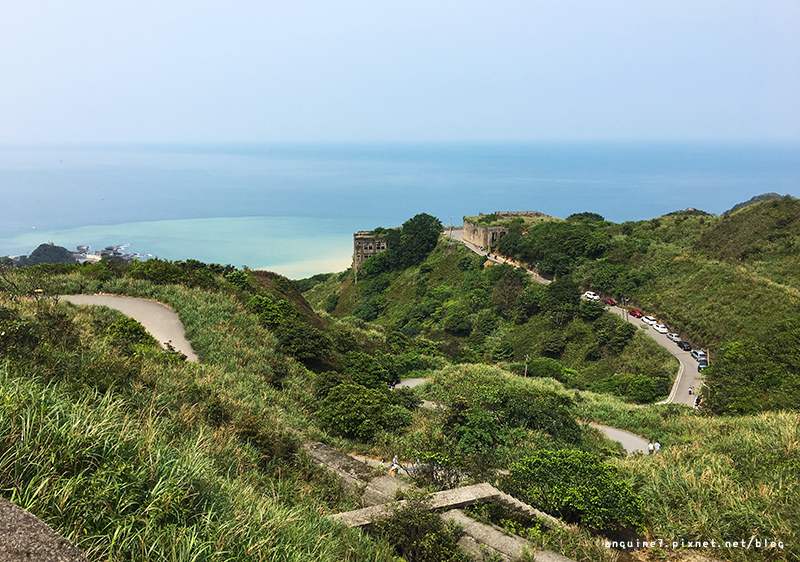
[
  {"left": 462, "top": 211, "right": 550, "bottom": 250},
  {"left": 462, "top": 221, "right": 507, "bottom": 249},
  {"left": 353, "top": 231, "right": 388, "bottom": 282}
]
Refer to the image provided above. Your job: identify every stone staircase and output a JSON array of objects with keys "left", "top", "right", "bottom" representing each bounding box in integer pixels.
[
  {"left": 331, "top": 482, "right": 565, "bottom": 530},
  {"left": 304, "top": 442, "right": 575, "bottom": 562}
]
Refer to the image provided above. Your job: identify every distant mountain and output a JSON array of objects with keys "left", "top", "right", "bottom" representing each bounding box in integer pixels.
[{"left": 722, "top": 192, "right": 787, "bottom": 216}]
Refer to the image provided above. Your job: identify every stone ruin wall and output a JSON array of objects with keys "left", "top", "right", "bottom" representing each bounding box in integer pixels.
[
  {"left": 462, "top": 222, "right": 508, "bottom": 249},
  {"left": 353, "top": 231, "right": 388, "bottom": 280}
]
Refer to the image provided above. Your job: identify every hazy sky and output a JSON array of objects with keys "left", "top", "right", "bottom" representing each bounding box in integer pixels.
[{"left": 2, "top": 1, "right": 799, "bottom": 143}]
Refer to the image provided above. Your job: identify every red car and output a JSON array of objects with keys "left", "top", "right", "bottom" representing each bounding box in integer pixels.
[
  {"left": 600, "top": 298, "right": 616, "bottom": 306},
  {"left": 628, "top": 309, "right": 643, "bottom": 318}
]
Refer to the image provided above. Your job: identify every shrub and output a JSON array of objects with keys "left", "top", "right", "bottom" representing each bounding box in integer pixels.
[
  {"left": 248, "top": 295, "right": 297, "bottom": 326},
  {"left": 272, "top": 318, "right": 331, "bottom": 362},
  {"left": 316, "top": 383, "right": 393, "bottom": 440},
  {"left": 526, "top": 357, "right": 564, "bottom": 379},
  {"left": 372, "top": 494, "right": 469, "bottom": 562},
  {"left": 501, "top": 450, "right": 645, "bottom": 534},
  {"left": 106, "top": 317, "right": 158, "bottom": 351}
]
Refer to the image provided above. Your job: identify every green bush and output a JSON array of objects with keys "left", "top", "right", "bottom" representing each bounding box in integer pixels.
[
  {"left": 106, "top": 317, "right": 158, "bottom": 352},
  {"left": 502, "top": 450, "right": 645, "bottom": 534},
  {"left": 372, "top": 493, "right": 469, "bottom": 562},
  {"left": 316, "top": 383, "right": 393, "bottom": 441},
  {"left": 273, "top": 318, "right": 331, "bottom": 362},
  {"left": 248, "top": 294, "right": 297, "bottom": 326}
]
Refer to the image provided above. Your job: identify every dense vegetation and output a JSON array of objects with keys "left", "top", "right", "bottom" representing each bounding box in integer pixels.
[
  {"left": 1, "top": 199, "right": 798, "bottom": 561},
  {"left": 307, "top": 234, "right": 677, "bottom": 405},
  {"left": 447, "top": 196, "right": 800, "bottom": 416}
]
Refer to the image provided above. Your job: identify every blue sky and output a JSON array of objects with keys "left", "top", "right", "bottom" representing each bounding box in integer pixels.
[{"left": 2, "top": 1, "right": 799, "bottom": 143}]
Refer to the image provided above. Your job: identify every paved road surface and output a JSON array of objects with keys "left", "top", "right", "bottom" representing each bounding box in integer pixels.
[
  {"left": 605, "top": 306, "right": 702, "bottom": 407},
  {"left": 448, "top": 230, "right": 553, "bottom": 285},
  {"left": 587, "top": 423, "right": 649, "bottom": 454},
  {"left": 60, "top": 294, "right": 198, "bottom": 362}
]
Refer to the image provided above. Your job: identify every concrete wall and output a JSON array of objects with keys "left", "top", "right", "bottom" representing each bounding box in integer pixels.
[
  {"left": 353, "top": 231, "right": 388, "bottom": 273},
  {"left": 462, "top": 221, "right": 508, "bottom": 249}
]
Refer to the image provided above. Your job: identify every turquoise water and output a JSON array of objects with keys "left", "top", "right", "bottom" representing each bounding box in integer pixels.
[
  {"left": 2, "top": 142, "right": 799, "bottom": 278},
  {"left": 2, "top": 217, "right": 355, "bottom": 278}
]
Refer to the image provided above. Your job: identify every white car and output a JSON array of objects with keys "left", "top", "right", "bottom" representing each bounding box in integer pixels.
[
  {"left": 642, "top": 316, "right": 657, "bottom": 325},
  {"left": 667, "top": 333, "right": 680, "bottom": 342},
  {"left": 653, "top": 324, "right": 668, "bottom": 334},
  {"left": 583, "top": 291, "right": 600, "bottom": 301}
]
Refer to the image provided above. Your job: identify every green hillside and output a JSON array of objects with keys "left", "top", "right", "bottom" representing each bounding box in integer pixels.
[
  {"left": 462, "top": 196, "right": 800, "bottom": 416},
  {"left": 1, "top": 200, "right": 798, "bottom": 561}
]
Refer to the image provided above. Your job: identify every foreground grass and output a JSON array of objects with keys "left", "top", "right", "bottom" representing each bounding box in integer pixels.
[
  {"left": 0, "top": 368, "right": 392, "bottom": 561},
  {"left": 574, "top": 391, "right": 799, "bottom": 561},
  {"left": 0, "top": 282, "right": 396, "bottom": 561}
]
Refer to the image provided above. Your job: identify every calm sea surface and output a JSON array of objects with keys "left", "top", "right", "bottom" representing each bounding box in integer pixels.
[{"left": 2, "top": 142, "right": 799, "bottom": 278}]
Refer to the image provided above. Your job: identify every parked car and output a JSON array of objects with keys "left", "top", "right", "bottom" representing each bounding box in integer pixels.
[
  {"left": 584, "top": 291, "right": 600, "bottom": 301},
  {"left": 691, "top": 350, "right": 707, "bottom": 362},
  {"left": 677, "top": 341, "right": 691, "bottom": 351},
  {"left": 653, "top": 324, "right": 668, "bottom": 334},
  {"left": 667, "top": 333, "right": 680, "bottom": 342},
  {"left": 628, "top": 309, "right": 643, "bottom": 318},
  {"left": 600, "top": 298, "right": 616, "bottom": 306},
  {"left": 642, "top": 316, "right": 657, "bottom": 325},
  {"left": 698, "top": 360, "right": 709, "bottom": 371}
]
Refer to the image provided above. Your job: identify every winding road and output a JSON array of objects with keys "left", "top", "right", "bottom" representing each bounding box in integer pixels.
[
  {"left": 62, "top": 294, "right": 656, "bottom": 453},
  {"left": 60, "top": 294, "right": 198, "bottom": 362},
  {"left": 449, "top": 230, "right": 703, "bottom": 408},
  {"left": 607, "top": 307, "right": 702, "bottom": 408}
]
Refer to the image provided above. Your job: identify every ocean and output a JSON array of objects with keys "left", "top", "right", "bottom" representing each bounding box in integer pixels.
[{"left": 2, "top": 141, "right": 799, "bottom": 279}]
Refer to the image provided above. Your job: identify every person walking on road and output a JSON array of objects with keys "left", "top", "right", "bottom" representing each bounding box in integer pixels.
[{"left": 648, "top": 442, "right": 654, "bottom": 455}]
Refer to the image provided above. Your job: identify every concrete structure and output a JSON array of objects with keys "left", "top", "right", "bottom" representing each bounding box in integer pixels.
[
  {"left": 0, "top": 498, "right": 88, "bottom": 562},
  {"left": 304, "top": 441, "right": 573, "bottom": 562},
  {"left": 462, "top": 211, "right": 550, "bottom": 250},
  {"left": 462, "top": 220, "right": 508, "bottom": 250},
  {"left": 331, "top": 482, "right": 565, "bottom": 530},
  {"left": 353, "top": 231, "right": 388, "bottom": 282}
]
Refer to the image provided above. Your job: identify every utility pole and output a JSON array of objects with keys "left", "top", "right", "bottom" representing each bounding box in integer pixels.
[{"left": 524, "top": 354, "right": 530, "bottom": 377}]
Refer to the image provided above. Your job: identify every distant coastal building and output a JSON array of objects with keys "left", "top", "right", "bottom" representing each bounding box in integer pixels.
[
  {"left": 353, "top": 231, "right": 388, "bottom": 282},
  {"left": 462, "top": 211, "right": 551, "bottom": 250}
]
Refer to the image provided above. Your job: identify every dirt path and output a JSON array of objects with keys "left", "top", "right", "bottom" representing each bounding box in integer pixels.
[{"left": 60, "top": 294, "right": 198, "bottom": 362}]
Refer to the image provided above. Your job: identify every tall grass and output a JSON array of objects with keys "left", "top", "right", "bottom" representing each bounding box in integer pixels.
[{"left": 0, "top": 281, "right": 396, "bottom": 561}]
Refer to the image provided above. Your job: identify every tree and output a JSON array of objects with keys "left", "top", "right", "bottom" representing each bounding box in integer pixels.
[
  {"left": 399, "top": 213, "right": 443, "bottom": 267},
  {"left": 248, "top": 295, "right": 297, "bottom": 326},
  {"left": 544, "top": 277, "right": 580, "bottom": 325},
  {"left": 339, "top": 350, "right": 393, "bottom": 388},
  {"left": 273, "top": 318, "right": 331, "bottom": 362},
  {"left": 316, "top": 383, "right": 410, "bottom": 440}
]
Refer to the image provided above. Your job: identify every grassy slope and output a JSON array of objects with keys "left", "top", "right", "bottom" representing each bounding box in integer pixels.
[
  {"left": 297, "top": 204, "right": 800, "bottom": 560},
  {"left": 574, "top": 391, "right": 799, "bottom": 562},
  {"left": 311, "top": 238, "right": 677, "bottom": 403},
  {"left": 0, "top": 279, "right": 395, "bottom": 561},
  {"left": 589, "top": 199, "right": 800, "bottom": 351}
]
